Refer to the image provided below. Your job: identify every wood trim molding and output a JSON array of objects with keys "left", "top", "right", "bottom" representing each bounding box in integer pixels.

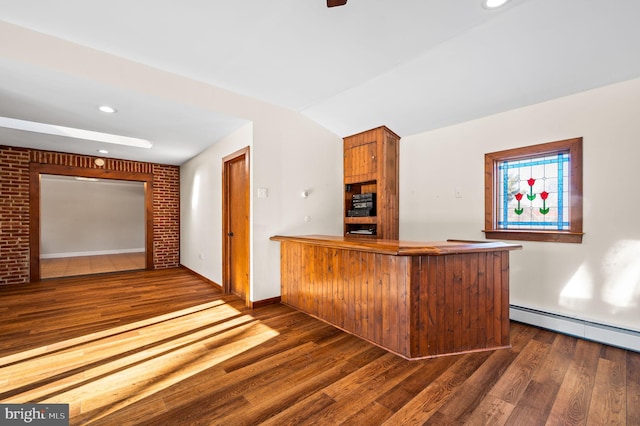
[
  {"left": 29, "top": 163, "right": 154, "bottom": 281},
  {"left": 180, "top": 265, "right": 223, "bottom": 290},
  {"left": 483, "top": 229, "right": 584, "bottom": 244},
  {"left": 29, "top": 166, "right": 41, "bottom": 281},
  {"left": 251, "top": 296, "right": 281, "bottom": 309},
  {"left": 181, "top": 265, "right": 279, "bottom": 309}
]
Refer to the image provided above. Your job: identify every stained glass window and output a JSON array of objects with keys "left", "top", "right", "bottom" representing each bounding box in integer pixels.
[
  {"left": 497, "top": 152, "right": 570, "bottom": 231},
  {"left": 484, "top": 137, "right": 583, "bottom": 243}
]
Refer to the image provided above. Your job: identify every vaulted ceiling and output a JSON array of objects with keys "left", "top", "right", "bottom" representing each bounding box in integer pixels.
[{"left": 1, "top": 0, "right": 640, "bottom": 165}]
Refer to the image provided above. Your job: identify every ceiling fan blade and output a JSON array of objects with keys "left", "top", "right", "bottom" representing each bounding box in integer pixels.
[{"left": 327, "top": 0, "right": 347, "bottom": 7}]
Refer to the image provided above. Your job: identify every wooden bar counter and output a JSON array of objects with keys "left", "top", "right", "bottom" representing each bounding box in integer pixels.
[{"left": 270, "top": 235, "right": 522, "bottom": 360}]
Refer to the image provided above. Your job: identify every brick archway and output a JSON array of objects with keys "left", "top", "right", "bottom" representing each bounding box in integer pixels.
[{"left": 0, "top": 146, "right": 180, "bottom": 285}]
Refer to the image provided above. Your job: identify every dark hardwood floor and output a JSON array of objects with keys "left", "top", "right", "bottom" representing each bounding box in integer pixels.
[{"left": 0, "top": 268, "right": 638, "bottom": 425}]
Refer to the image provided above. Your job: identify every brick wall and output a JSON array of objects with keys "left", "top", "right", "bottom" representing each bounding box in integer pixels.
[
  {"left": 0, "top": 148, "right": 30, "bottom": 284},
  {"left": 152, "top": 164, "right": 180, "bottom": 269},
  {"left": 0, "top": 146, "right": 180, "bottom": 284}
]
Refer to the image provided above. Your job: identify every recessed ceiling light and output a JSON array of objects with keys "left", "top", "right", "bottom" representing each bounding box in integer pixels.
[
  {"left": 483, "top": 0, "right": 510, "bottom": 9},
  {"left": 0, "top": 116, "right": 153, "bottom": 149},
  {"left": 98, "top": 105, "right": 117, "bottom": 113},
  {"left": 97, "top": 149, "right": 109, "bottom": 154}
]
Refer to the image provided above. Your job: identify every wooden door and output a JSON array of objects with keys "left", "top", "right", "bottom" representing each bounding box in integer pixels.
[{"left": 222, "top": 147, "right": 250, "bottom": 305}]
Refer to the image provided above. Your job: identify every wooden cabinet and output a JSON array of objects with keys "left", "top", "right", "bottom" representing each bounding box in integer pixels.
[{"left": 343, "top": 126, "right": 399, "bottom": 239}]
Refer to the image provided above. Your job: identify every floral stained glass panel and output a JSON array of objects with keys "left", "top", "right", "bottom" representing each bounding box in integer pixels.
[{"left": 497, "top": 152, "right": 570, "bottom": 230}]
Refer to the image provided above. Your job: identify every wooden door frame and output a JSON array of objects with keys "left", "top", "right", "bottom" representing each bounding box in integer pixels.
[
  {"left": 222, "top": 146, "right": 250, "bottom": 305},
  {"left": 29, "top": 163, "right": 154, "bottom": 281}
]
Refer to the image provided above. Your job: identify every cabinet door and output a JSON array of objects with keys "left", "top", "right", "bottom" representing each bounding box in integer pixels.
[{"left": 344, "top": 142, "right": 377, "bottom": 179}]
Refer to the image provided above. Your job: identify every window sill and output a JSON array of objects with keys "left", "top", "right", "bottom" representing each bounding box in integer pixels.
[{"left": 483, "top": 229, "right": 584, "bottom": 244}]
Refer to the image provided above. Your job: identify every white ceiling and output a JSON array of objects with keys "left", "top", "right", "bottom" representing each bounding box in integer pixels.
[{"left": 1, "top": 0, "right": 640, "bottom": 165}]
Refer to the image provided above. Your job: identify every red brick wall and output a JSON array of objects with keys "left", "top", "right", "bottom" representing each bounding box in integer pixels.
[
  {"left": 152, "top": 164, "right": 180, "bottom": 269},
  {"left": 0, "top": 148, "right": 30, "bottom": 284},
  {"left": 0, "top": 146, "right": 180, "bottom": 284}
]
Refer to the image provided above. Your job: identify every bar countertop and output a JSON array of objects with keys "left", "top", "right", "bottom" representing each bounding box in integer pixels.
[{"left": 270, "top": 234, "right": 522, "bottom": 256}]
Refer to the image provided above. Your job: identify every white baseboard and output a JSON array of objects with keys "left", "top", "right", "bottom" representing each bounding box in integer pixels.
[
  {"left": 40, "top": 248, "right": 145, "bottom": 259},
  {"left": 510, "top": 305, "right": 640, "bottom": 352}
]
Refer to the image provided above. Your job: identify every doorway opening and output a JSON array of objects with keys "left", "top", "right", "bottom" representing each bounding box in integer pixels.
[
  {"left": 39, "top": 174, "right": 146, "bottom": 279},
  {"left": 29, "top": 163, "right": 154, "bottom": 281}
]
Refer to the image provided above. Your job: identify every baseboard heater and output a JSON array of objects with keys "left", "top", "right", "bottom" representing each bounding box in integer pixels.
[{"left": 510, "top": 305, "right": 640, "bottom": 352}]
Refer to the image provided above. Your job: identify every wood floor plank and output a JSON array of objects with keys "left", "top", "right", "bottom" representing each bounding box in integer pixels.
[
  {"left": 298, "top": 355, "right": 421, "bottom": 425},
  {"left": 483, "top": 337, "right": 551, "bottom": 405},
  {"left": 374, "top": 354, "right": 459, "bottom": 413},
  {"left": 587, "top": 357, "right": 626, "bottom": 425},
  {"left": 341, "top": 401, "right": 395, "bottom": 425},
  {"left": 260, "top": 392, "right": 338, "bottom": 426},
  {"left": 1, "top": 268, "right": 639, "bottom": 425},
  {"left": 429, "top": 348, "right": 519, "bottom": 424},
  {"left": 424, "top": 323, "right": 543, "bottom": 424},
  {"left": 381, "top": 352, "right": 493, "bottom": 425},
  {"left": 545, "top": 338, "right": 602, "bottom": 425},
  {"left": 160, "top": 337, "right": 371, "bottom": 425},
  {"left": 627, "top": 349, "right": 640, "bottom": 425},
  {"left": 215, "top": 337, "right": 375, "bottom": 425},
  {"left": 125, "top": 341, "right": 322, "bottom": 423},
  {"left": 502, "top": 332, "right": 576, "bottom": 425}
]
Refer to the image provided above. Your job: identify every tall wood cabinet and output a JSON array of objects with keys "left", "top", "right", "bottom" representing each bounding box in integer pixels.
[{"left": 343, "top": 126, "right": 400, "bottom": 239}]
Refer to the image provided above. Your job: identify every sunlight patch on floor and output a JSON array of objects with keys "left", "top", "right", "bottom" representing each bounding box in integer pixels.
[
  {"left": 0, "top": 300, "right": 279, "bottom": 424},
  {"left": 0, "top": 300, "right": 228, "bottom": 367}
]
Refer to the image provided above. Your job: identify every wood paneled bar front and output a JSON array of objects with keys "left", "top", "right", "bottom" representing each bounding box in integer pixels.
[{"left": 270, "top": 235, "right": 522, "bottom": 360}]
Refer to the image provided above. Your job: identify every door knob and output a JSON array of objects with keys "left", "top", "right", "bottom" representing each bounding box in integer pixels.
[{"left": 228, "top": 232, "right": 234, "bottom": 237}]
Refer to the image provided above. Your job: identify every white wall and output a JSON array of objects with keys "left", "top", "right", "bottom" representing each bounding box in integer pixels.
[
  {"left": 180, "top": 124, "right": 252, "bottom": 284},
  {"left": 181, "top": 115, "right": 343, "bottom": 301},
  {"left": 249, "top": 113, "right": 344, "bottom": 301},
  {"left": 401, "top": 77, "right": 640, "bottom": 333},
  {"left": 40, "top": 176, "right": 145, "bottom": 257}
]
